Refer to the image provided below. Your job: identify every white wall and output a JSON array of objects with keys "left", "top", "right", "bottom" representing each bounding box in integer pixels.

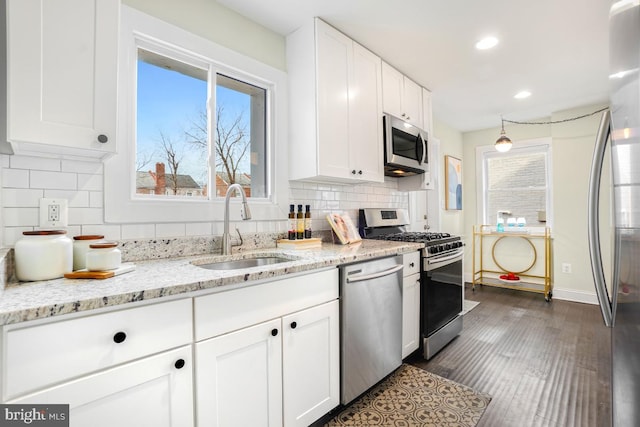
[
  {"left": 462, "top": 104, "right": 610, "bottom": 303},
  {"left": 123, "top": 0, "right": 286, "bottom": 71}
]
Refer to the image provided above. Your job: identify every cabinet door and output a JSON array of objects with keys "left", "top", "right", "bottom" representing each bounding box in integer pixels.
[
  {"left": 8, "top": 346, "right": 194, "bottom": 427},
  {"left": 381, "top": 62, "right": 404, "bottom": 118},
  {"left": 282, "top": 300, "right": 340, "bottom": 427},
  {"left": 402, "top": 273, "right": 421, "bottom": 358},
  {"left": 402, "top": 77, "right": 423, "bottom": 128},
  {"left": 316, "top": 20, "right": 352, "bottom": 180},
  {"left": 195, "top": 318, "right": 283, "bottom": 427},
  {"left": 349, "top": 43, "right": 384, "bottom": 182},
  {"left": 7, "top": 0, "right": 118, "bottom": 159}
]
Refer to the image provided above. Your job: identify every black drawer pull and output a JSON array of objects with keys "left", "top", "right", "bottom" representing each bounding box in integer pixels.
[
  {"left": 291, "top": 321, "right": 297, "bottom": 329},
  {"left": 97, "top": 134, "right": 108, "bottom": 143},
  {"left": 174, "top": 359, "right": 186, "bottom": 369},
  {"left": 271, "top": 328, "right": 278, "bottom": 336},
  {"left": 113, "top": 331, "right": 127, "bottom": 343},
  {"left": 409, "top": 262, "right": 415, "bottom": 267}
]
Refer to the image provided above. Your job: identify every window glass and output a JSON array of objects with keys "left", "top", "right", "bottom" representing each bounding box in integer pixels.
[
  {"left": 135, "top": 51, "right": 267, "bottom": 199},
  {"left": 480, "top": 142, "right": 551, "bottom": 228},
  {"left": 136, "top": 49, "right": 208, "bottom": 198}
]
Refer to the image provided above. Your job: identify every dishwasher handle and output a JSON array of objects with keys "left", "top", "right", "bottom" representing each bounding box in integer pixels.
[{"left": 346, "top": 264, "right": 404, "bottom": 283}]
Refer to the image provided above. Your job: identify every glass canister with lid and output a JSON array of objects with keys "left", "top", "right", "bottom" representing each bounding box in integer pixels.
[{"left": 15, "top": 230, "right": 73, "bottom": 281}]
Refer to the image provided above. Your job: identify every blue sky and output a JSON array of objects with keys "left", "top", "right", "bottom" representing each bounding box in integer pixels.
[{"left": 136, "top": 60, "right": 250, "bottom": 184}]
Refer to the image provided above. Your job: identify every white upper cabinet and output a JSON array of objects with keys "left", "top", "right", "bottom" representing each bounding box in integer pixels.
[
  {"left": 287, "top": 18, "right": 384, "bottom": 183},
  {"left": 382, "top": 62, "right": 424, "bottom": 129},
  {"left": 5, "top": 0, "right": 119, "bottom": 160}
]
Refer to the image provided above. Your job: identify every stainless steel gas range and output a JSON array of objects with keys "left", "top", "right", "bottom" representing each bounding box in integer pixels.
[{"left": 359, "top": 208, "right": 464, "bottom": 359}]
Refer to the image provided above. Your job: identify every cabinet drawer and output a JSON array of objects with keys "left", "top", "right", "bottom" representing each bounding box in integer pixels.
[
  {"left": 403, "top": 251, "right": 421, "bottom": 276},
  {"left": 194, "top": 269, "right": 338, "bottom": 341},
  {"left": 3, "top": 298, "right": 192, "bottom": 400}
]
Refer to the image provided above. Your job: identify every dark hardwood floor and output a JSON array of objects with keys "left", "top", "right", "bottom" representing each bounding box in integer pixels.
[{"left": 408, "top": 283, "right": 612, "bottom": 427}]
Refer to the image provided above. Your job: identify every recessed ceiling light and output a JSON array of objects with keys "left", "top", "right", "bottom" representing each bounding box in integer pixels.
[
  {"left": 514, "top": 91, "right": 531, "bottom": 99},
  {"left": 475, "top": 36, "right": 498, "bottom": 50}
]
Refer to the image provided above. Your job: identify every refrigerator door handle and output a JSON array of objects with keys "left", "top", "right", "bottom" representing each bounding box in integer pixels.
[{"left": 587, "top": 109, "right": 613, "bottom": 327}]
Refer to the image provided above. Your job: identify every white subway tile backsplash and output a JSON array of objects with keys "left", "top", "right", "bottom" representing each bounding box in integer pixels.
[
  {"left": 186, "top": 222, "right": 213, "bottom": 236},
  {"left": 10, "top": 155, "right": 61, "bottom": 172},
  {"left": 62, "top": 160, "right": 104, "bottom": 174},
  {"left": 2, "top": 188, "right": 43, "bottom": 207},
  {"left": 68, "top": 207, "right": 104, "bottom": 225},
  {"left": 89, "top": 192, "right": 103, "bottom": 208},
  {"left": 44, "top": 189, "right": 90, "bottom": 207},
  {"left": 81, "top": 224, "right": 121, "bottom": 241},
  {"left": 156, "top": 223, "right": 187, "bottom": 238},
  {"left": 77, "top": 173, "right": 103, "bottom": 191},
  {"left": 121, "top": 224, "right": 156, "bottom": 240},
  {"left": 3, "top": 169, "right": 30, "bottom": 188},
  {"left": 3, "top": 207, "right": 39, "bottom": 227},
  {"left": 30, "top": 170, "right": 77, "bottom": 190},
  {"left": 1, "top": 154, "right": 410, "bottom": 245}
]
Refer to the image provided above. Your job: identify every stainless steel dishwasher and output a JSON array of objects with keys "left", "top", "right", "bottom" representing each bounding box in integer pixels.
[{"left": 340, "top": 255, "right": 404, "bottom": 405}]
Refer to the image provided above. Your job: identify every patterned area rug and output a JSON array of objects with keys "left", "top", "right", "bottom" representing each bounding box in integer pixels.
[{"left": 325, "top": 364, "right": 491, "bottom": 427}]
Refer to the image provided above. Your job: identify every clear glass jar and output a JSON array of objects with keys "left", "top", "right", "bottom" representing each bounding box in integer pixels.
[
  {"left": 72, "top": 235, "right": 105, "bottom": 271},
  {"left": 86, "top": 242, "right": 121, "bottom": 271},
  {"left": 15, "top": 230, "right": 73, "bottom": 281}
]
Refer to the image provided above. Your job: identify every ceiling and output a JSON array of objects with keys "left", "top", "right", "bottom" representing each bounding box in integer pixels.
[{"left": 217, "top": 0, "right": 611, "bottom": 132}]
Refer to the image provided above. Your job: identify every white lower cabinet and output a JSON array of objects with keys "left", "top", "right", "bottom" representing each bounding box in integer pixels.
[
  {"left": 195, "top": 318, "right": 283, "bottom": 427},
  {"left": 194, "top": 269, "right": 340, "bottom": 427},
  {"left": 282, "top": 300, "right": 340, "bottom": 426},
  {"left": 8, "top": 346, "right": 194, "bottom": 427},
  {"left": 402, "top": 251, "right": 421, "bottom": 359}
]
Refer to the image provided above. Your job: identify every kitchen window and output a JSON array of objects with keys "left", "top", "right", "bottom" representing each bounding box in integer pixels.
[
  {"left": 105, "top": 6, "right": 288, "bottom": 224},
  {"left": 476, "top": 138, "right": 553, "bottom": 230}
]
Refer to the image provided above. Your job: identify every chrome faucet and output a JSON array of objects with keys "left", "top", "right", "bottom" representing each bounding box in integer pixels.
[{"left": 222, "top": 183, "right": 252, "bottom": 255}]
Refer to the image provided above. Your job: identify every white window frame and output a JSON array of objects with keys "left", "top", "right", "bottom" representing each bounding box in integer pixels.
[
  {"left": 475, "top": 137, "right": 553, "bottom": 231},
  {"left": 104, "top": 6, "right": 288, "bottom": 223}
]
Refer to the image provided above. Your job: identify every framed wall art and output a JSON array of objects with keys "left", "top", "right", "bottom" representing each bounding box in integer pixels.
[{"left": 445, "top": 155, "right": 462, "bottom": 210}]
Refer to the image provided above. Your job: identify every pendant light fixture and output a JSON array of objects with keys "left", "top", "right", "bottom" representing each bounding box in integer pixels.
[{"left": 495, "top": 116, "right": 512, "bottom": 152}]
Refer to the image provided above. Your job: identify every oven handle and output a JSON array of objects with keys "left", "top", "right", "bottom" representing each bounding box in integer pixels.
[
  {"left": 426, "top": 250, "right": 463, "bottom": 268},
  {"left": 346, "top": 264, "right": 404, "bottom": 283}
]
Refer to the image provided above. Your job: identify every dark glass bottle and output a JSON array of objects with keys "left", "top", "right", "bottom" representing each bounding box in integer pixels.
[
  {"left": 288, "top": 204, "right": 296, "bottom": 240},
  {"left": 296, "top": 204, "right": 304, "bottom": 239},
  {"left": 304, "top": 205, "right": 312, "bottom": 239}
]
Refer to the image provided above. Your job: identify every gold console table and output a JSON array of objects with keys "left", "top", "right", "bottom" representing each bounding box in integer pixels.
[{"left": 472, "top": 225, "right": 552, "bottom": 301}]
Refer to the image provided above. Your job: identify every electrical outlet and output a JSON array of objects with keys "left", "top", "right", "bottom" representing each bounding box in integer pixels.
[
  {"left": 39, "top": 198, "right": 68, "bottom": 228},
  {"left": 561, "top": 263, "right": 572, "bottom": 274}
]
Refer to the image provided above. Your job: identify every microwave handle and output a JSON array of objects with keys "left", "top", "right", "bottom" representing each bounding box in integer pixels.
[{"left": 417, "top": 134, "right": 427, "bottom": 164}]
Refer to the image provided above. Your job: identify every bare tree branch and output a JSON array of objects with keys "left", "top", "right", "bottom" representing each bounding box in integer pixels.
[
  {"left": 185, "top": 105, "right": 249, "bottom": 186},
  {"left": 158, "top": 131, "right": 182, "bottom": 195}
]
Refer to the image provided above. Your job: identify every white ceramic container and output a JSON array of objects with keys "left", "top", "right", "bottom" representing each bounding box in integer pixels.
[
  {"left": 86, "top": 242, "right": 121, "bottom": 271},
  {"left": 15, "top": 230, "right": 73, "bottom": 281},
  {"left": 72, "top": 235, "right": 105, "bottom": 271}
]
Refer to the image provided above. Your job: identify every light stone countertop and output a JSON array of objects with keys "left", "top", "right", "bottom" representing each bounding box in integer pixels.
[{"left": 0, "top": 240, "right": 423, "bottom": 326}]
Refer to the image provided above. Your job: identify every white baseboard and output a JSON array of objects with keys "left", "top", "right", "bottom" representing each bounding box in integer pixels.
[{"left": 464, "top": 272, "right": 599, "bottom": 305}]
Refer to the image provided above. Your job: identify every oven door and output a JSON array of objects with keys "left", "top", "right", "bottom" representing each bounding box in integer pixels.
[{"left": 422, "top": 250, "right": 464, "bottom": 336}]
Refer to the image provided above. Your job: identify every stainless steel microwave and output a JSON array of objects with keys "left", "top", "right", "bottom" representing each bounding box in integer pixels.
[{"left": 383, "top": 113, "right": 428, "bottom": 177}]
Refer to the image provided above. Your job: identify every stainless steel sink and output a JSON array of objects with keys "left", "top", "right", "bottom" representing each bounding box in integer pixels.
[{"left": 194, "top": 256, "right": 295, "bottom": 271}]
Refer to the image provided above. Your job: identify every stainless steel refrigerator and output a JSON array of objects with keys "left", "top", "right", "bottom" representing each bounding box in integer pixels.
[{"left": 588, "top": 1, "right": 640, "bottom": 426}]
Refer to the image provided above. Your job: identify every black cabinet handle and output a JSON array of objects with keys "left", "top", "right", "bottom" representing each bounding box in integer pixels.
[
  {"left": 351, "top": 170, "right": 357, "bottom": 175},
  {"left": 271, "top": 328, "right": 278, "bottom": 336},
  {"left": 409, "top": 262, "right": 414, "bottom": 267},
  {"left": 97, "top": 134, "right": 108, "bottom": 143},
  {"left": 358, "top": 170, "right": 363, "bottom": 175},
  {"left": 290, "top": 321, "right": 297, "bottom": 329},
  {"left": 174, "top": 359, "right": 185, "bottom": 369},
  {"left": 113, "top": 331, "right": 127, "bottom": 343}
]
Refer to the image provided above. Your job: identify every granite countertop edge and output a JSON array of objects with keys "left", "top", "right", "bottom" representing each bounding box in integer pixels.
[{"left": 0, "top": 240, "right": 423, "bottom": 326}]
